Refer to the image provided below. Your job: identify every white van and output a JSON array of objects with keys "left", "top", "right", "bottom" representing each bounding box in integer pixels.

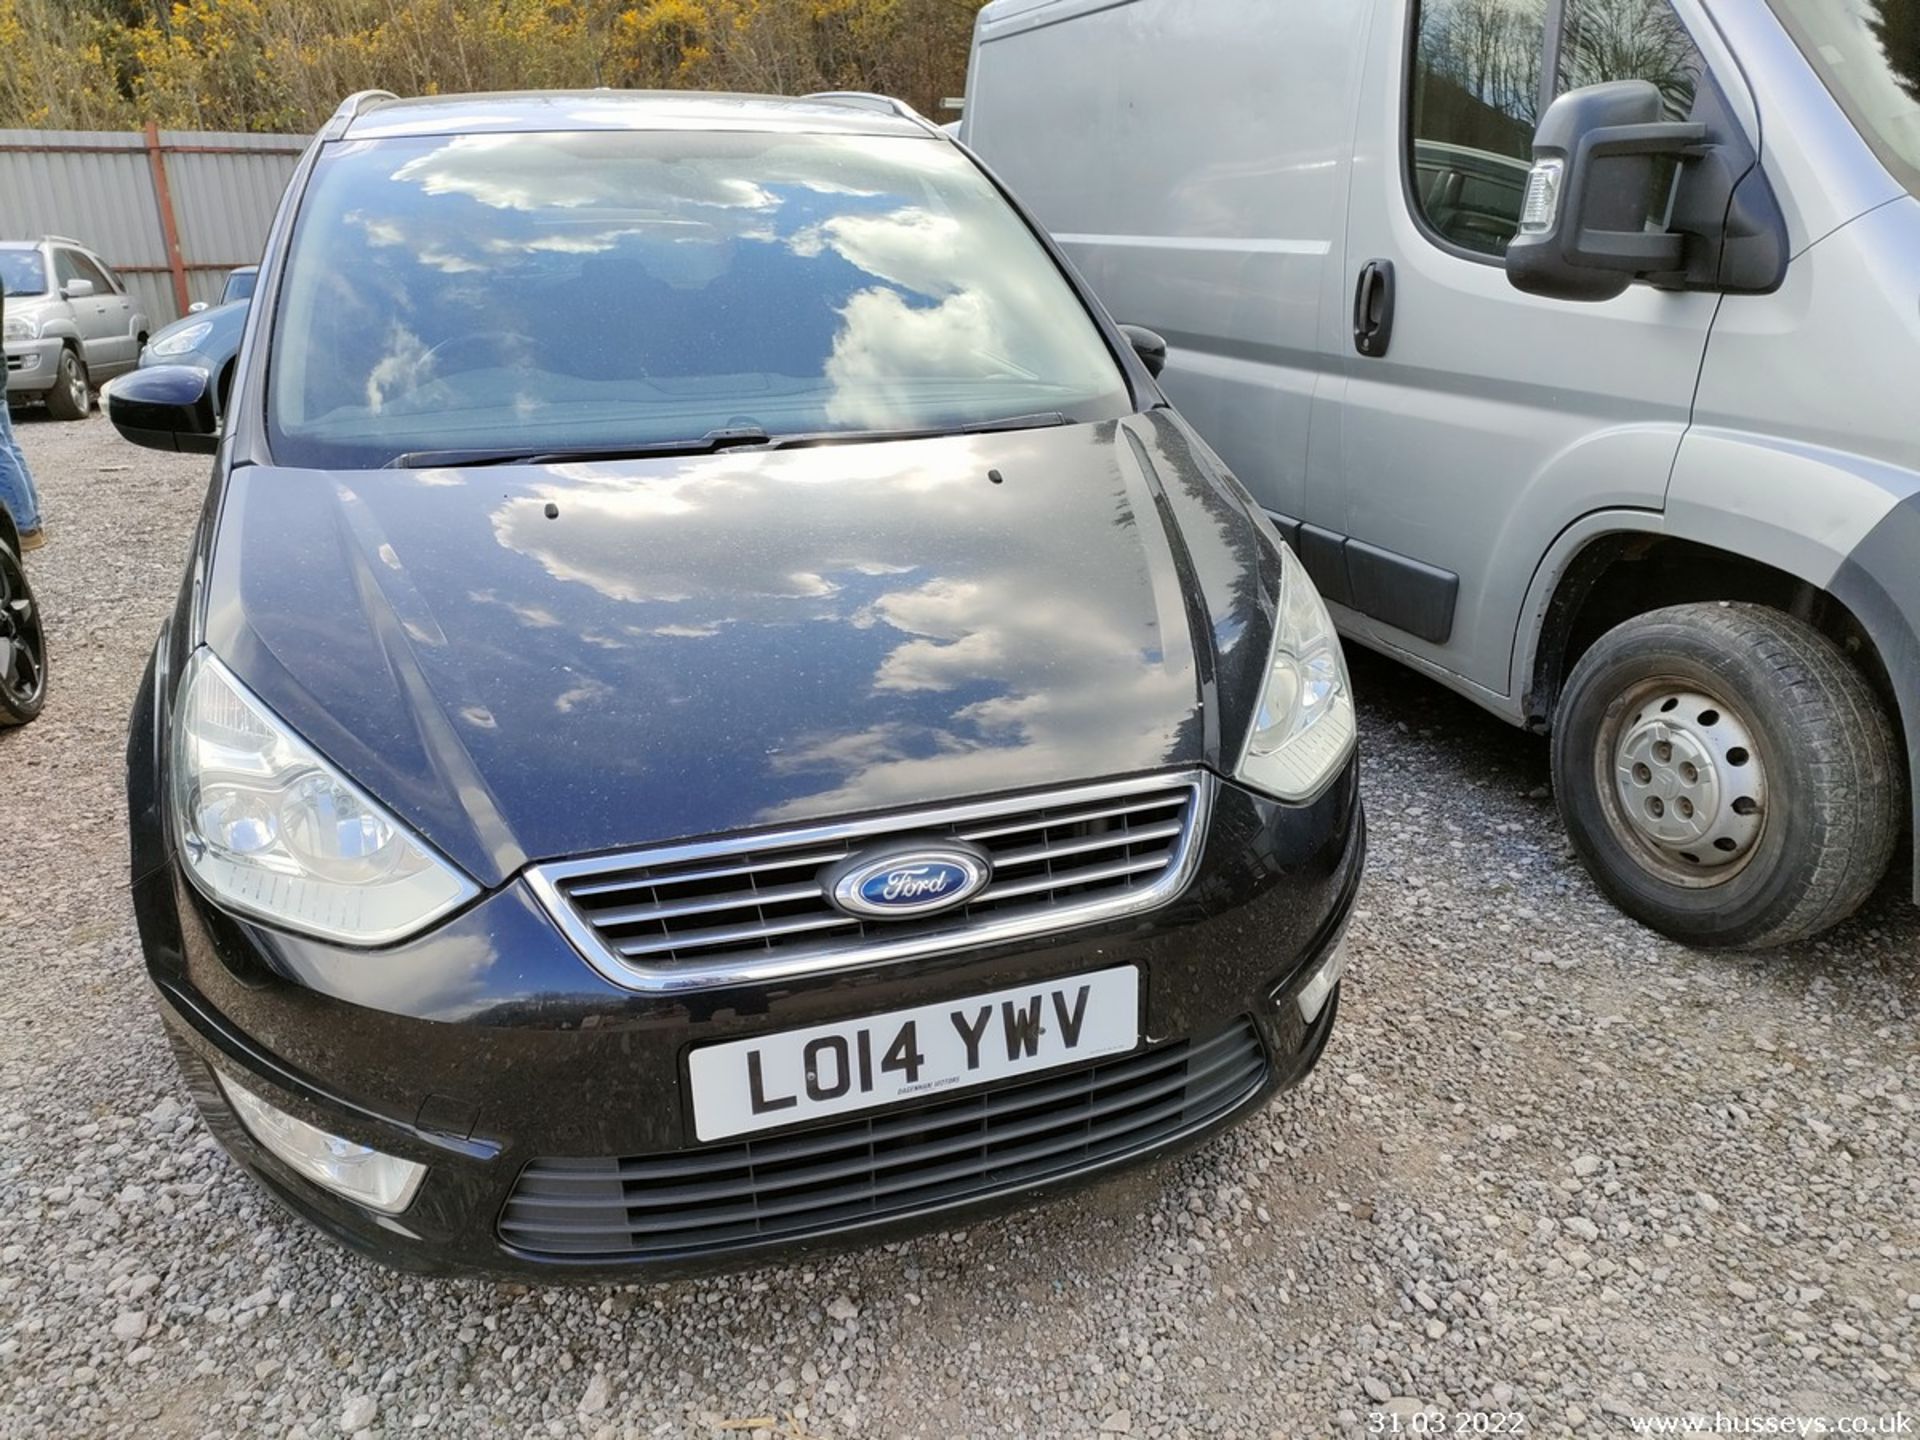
[{"left": 961, "top": 0, "right": 1920, "bottom": 949}]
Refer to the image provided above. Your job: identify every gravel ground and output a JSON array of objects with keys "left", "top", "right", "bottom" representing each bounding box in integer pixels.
[{"left": 1, "top": 410, "right": 1917, "bottom": 1440}]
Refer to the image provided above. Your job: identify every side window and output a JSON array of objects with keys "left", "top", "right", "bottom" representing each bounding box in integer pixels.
[
  {"left": 50, "top": 248, "right": 84, "bottom": 292},
  {"left": 1407, "top": 0, "right": 1707, "bottom": 258},
  {"left": 86, "top": 254, "right": 124, "bottom": 294},
  {"left": 1407, "top": 0, "right": 1551, "bottom": 258},
  {"left": 1555, "top": 0, "right": 1704, "bottom": 227},
  {"left": 69, "top": 252, "right": 115, "bottom": 294},
  {"left": 1556, "top": 0, "right": 1702, "bottom": 119}
]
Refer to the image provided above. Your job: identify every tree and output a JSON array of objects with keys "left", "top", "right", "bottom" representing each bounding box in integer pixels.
[{"left": 0, "top": 0, "right": 989, "bottom": 131}]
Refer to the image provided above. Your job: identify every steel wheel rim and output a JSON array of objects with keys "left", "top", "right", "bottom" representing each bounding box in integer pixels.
[
  {"left": 0, "top": 546, "right": 46, "bottom": 710},
  {"left": 1595, "top": 678, "right": 1769, "bottom": 888}
]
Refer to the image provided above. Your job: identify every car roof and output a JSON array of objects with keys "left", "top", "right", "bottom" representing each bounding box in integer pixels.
[{"left": 343, "top": 90, "right": 934, "bottom": 141}]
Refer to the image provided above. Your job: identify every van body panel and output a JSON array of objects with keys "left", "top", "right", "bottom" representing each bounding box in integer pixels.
[
  {"left": 1673, "top": 195, "right": 1920, "bottom": 591},
  {"left": 963, "top": 0, "right": 1373, "bottom": 530},
  {"left": 971, "top": 0, "right": 1138, "bottom": 40},
  {"left": 1324, "top": 0, "right": 1724, "bottom": 695},
  {"left": 1666, "top": 431, "right": 1910, "bottom": 593},
  {"left": 1330, "top": 597, "right": 1521, "bottom": 720},
  {"left": 1699, "top": 2, "right": 1908, "bottom": 255},
  {"left": 1677, "top": 195, "right": 1920, "bottom": 892},
  {"left": 1683, "top": 197, "right": 1920, "bottom": 488},
  {"left": 1831, "top": 496, "right": 1920, "bottom": 903}
]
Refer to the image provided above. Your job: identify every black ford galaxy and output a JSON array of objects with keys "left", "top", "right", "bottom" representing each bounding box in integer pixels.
[{"left": 106, "top": 89, "right": 1364, "bottom": 1277}]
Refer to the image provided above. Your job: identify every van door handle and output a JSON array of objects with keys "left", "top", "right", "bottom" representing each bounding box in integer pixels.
[{"left": 1352, "top": 259, "right": 1396, "bottom": 358}]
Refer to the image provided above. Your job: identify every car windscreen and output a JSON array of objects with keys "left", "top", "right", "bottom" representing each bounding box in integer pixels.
[
  {"left": 267, "top": 129, "right": 1132, "bottom": 469},
  {"left": 0, "top": 249, "right": 48, "bottom": 298},
  {"left": 222, "top": 269, "right": 257, "bottom": 305},
  {"left": 1768, "top": 0, "right": 1920, "bottom": 197}
]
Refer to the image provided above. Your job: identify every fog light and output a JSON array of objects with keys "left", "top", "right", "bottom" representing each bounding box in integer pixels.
[
  {"left": 15, "top": 353, "right": 41, "bottom": 373},
  {"left": 215, "top": 1072, "right": 426, "bottom": 1214},
  {"left": 1294, "top": 940, "right": 1348, "bottom": 1025}
]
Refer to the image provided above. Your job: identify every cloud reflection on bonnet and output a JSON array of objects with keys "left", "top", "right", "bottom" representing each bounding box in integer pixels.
[{"left": 480, "top": 431, "right": 1198, "bottom": 826}]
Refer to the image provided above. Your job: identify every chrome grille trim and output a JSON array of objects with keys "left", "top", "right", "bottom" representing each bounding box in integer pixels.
[{"left": 526, "top": 772, "right": 1211, "bottom": 993}]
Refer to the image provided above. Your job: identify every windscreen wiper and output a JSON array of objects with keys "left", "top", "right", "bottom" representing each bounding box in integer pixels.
[
  {"left": 763, "top": 412, "right": 1070, "bottom": 450},
  {"left": 384, "top": 412, "right": 1071, "bottom": 469},
  {"left": 386, "top": 425, "right": 771, "bottom": 469}
]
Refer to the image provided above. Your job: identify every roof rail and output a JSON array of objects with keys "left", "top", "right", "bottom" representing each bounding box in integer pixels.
[
  {"left": 39, "top": 235, "right": 83, "bottom": 248},
  {"left": 323, "top": 89, "right": 399, "bottom": 140},
  {"left": 803, "top": 91, "right": 930, "bottom": 126}
]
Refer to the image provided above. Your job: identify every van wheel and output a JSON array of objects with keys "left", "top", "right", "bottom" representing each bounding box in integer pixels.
[
  {"left": 1552, "top": 603, "right": 1899, "bottom": 949},
  {"left": 45, "top": 347, "right": 89, "bottom": 421}
]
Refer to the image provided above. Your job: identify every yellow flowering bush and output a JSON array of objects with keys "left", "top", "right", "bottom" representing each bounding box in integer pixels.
[{"left": 0, "top": 0, "right": 984, "bottom": 131}]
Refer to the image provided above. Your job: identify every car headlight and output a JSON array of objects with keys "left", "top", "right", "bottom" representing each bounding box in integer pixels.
[
  {"left": 3, "top": 315, "right": 39, "bottom": 342},
  {"left": 1235, "top": 542, "right": 1357, "bottom": 801},
  {"left": 147, "top": 320, "right": 213, "bottom": 357},
  {"left": 171, "top": 649, "right": 477, "bottom": 945}
]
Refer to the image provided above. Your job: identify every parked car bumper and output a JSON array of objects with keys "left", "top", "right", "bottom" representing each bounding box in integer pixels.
[
  {"left": 4, "top": 338, "right": 62, "bottom": 397},
  {"left": 130, "top": 746, "right": 1365, "bottom": 1280}
]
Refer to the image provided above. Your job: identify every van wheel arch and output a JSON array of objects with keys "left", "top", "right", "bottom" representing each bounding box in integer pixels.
[{"left": 1527, "top": 534, "right": 1897, "bottom": 738}]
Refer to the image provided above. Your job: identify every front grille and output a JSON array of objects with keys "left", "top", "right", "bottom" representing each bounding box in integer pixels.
[
  {"left": 499, "top": 1018, "right": 1267, "bottom": 1261},
  {"left": 528, "top": 773, "right": 1208, "bottom": 990}
]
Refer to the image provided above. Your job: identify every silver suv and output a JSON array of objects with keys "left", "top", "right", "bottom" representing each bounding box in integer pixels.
[{"left": 3, "top": 236, "right": 149, "bottom": 421}]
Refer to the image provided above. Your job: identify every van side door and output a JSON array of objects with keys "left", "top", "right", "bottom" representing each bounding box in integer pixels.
[
  {"left": 962, "top": 0, "right": 1375, "bottom": 531},
  {"left": 1318, "top": 0, "right": 1735, "bottom": 704}
]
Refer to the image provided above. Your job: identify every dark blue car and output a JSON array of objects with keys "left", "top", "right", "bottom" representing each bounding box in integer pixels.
[
  {"left": 137, "top": 265, "right": 256, "bottom": 412},
  {"left": 101, "top": 90, "right": 1363, "bottom": 1278}
]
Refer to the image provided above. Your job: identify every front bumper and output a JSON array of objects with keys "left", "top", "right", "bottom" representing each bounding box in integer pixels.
[
  {"left": 4, "top": 338, "right": 60, "bottom": 396},
  {"left": 132, "top": 763, "right": 1364, "bottom": 1280}
]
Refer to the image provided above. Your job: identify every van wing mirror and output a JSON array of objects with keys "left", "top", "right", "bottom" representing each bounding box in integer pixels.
[
  {"left": 1506, "top": 81, "right": 1701, "bottom": 302},
  {"left": 1508, "top": 78, "right": 1788, "bottom": 303},
  {"left": 102, "top": 365, "right": 219, "bottom": 455}
]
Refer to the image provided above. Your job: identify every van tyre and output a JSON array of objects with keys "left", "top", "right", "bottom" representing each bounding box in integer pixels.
[
  {"left": 1552, "top": 603, "right": 1899, "bottom": 949},
  {"left": 45, "top": 347, "right": 89, "bottom": 421}
]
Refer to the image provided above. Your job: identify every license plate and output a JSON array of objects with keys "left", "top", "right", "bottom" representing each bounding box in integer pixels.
[{"left": 687, "top": 966, "right": 1141, "bottom": 1142}]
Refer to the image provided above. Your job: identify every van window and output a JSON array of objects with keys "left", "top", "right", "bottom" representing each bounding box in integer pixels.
[
  {"left": 1407, "top": 0, "right": 1705, "bottom": 257},
  {"left": 1556, "top": 0, "right": 1703, "bottom": 226},
  {"left": 1407, "top": 0, "right": 1550, "bottom": 258},
  {"left": 1767, "top": 0, "right": 1920, "bottom": 198},
  {"left": 1555, "top": 0, "right": 1702, "bottom": 118}
]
